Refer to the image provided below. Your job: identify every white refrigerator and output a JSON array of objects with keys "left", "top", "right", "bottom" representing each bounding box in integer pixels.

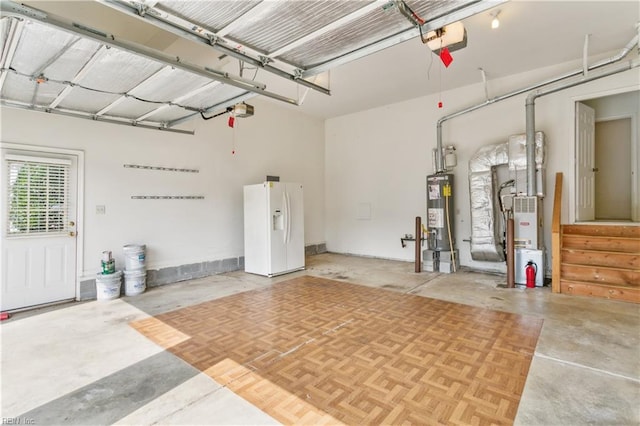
[{"left": 243, "top": 182, "right": 305, "bottom": 277}]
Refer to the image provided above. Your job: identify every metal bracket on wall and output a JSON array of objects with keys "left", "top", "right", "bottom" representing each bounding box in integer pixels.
[
  {"left": 124, "top": 164, "right": 199, "bottom": 173},
  {"left": 400, "top": 236, "right": 425, "bottom": 248},
  {"left": 131, "top": 195, "right": 204, "bottom": 199}
]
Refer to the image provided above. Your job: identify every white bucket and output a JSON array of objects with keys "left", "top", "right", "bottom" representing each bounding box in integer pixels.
[
  {"left": 123, "top": 244, "right": 146, "bottom": 270},
  {"left": 124, "top": 269, "right": 146, "bottom": 296},
  {"left": 96, "top": 271, "right": 122, "bottom": 301}
]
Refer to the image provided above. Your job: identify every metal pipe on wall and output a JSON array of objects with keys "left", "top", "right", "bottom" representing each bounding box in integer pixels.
[
  {"left": 435, "top": 33, "right": 638, "bottom": 173},
  {"left": 590, "top": 29, "right": 639, "bottom": 69},
  {"left": 435, "top": 125, "right": 444, "bottom": 173},
  {"left": 525, "top": 98, "right": 537, "bottom": 195},
  {"left": 415, "top": 216, "right": 422, "bottom": 273},
  {"left": 525, "top": 57, "right": 640, "bottom": 196}
]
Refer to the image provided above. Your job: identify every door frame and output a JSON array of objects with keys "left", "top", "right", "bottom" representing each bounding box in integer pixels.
[
  {"left": 0, "top": 142, "right": 85, "bottom": 301},
  {"left": 569, "top": 85, "right": 640, "bottom": 223}
]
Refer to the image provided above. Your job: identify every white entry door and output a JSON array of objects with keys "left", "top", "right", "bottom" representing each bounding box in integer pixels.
[
  {"left": 1, "top": 150, "right": 78, "bottom": 311},
  {"left": 575, "top": 102, "right": 596, "bottom": 222}
]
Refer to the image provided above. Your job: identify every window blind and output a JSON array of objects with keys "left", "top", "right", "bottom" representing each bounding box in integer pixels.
[{"left": 6, "top": 159, "right": 70, "bottom": 235}]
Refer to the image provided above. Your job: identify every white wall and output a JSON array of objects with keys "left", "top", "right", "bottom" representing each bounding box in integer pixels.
[
  {"left": 0, "top": 98, "right": 325, "bottom": 280},
  {"left": 583, "top": 90, "right": 640, "bottom": 119},
  {"left": 325, "top": 60, "right": 640, "bottom": 275},
  {"left": 2, "top": 58, "right": 637, "bottom": 284}
]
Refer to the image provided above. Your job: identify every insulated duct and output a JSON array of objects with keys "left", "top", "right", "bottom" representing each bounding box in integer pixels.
[
  {"left": 434, "top": 30, "right": 638, "bottom": 266},
  {"left": 509, "top": 132, "right": 546, "bottom": 196},
  {"left": 469, "top": 142, "right": 508, "bottom": 261},
  {"left": 469, "top": 133, "right": 545, "bottom": 261},
  {"left": 467, "top": 58, "right": 636, "bottom": 263}
]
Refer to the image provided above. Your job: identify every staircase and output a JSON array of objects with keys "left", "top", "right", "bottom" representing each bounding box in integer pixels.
[{"left": 559, "top": 225, "right": 640, "bottom": 303}]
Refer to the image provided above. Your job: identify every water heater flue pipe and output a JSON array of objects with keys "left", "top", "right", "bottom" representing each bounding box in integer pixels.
[
  {"left": 524, "top": 57, "right": 640, "bottom": 195},
  {"left": 434, "top": 32, "right": 639, "bottom": 174}
]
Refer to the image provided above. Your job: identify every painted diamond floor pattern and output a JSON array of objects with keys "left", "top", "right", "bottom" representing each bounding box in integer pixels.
[{"left": 131, "top": 276, "right": 543, "bottom": 425}]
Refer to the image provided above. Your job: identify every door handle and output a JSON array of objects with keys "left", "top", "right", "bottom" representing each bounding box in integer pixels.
[
  {"left": 592, "top": 168, "right": 599, "bottom": 172},
  {"left": 283, "top": 192, "right": 287, "bottom": 244},
  {"left": 69, "top": 221, "right": 75, "bottom": 227},
  {"left": 288, "top": 193, "right": 292, "bottom": 243},
  {"left": 69, "top": 231, "right": 76, "bottom": 237}
]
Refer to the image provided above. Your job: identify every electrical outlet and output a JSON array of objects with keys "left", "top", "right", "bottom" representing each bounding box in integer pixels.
[{"left": 96, "top": 205, "right": 106, "bottom": 215}]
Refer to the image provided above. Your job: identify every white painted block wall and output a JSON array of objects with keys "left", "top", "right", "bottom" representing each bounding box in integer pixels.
[{"left": 0, "top": 98, "right": 325, "bottom": 281}]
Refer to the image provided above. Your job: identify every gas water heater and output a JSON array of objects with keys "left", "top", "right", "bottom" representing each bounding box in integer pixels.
[
  {"left": 424, "top": 173, "right": 458, "bottom": 273},
  {"left": 426, "top": 174, "right": 455, "bottom": 251}
]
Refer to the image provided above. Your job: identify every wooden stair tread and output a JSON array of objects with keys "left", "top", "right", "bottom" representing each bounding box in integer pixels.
[
  {"left": 561, "top": 234, "right": 640, "bottom": 242},
  {"left": 562, "top": 247, "right": 640, "bottom": 255},
  {"left": 560, "top": 280, "right": 640, "bottom": 303},
  {"left": 560, "top": 273, "right": 640, "bottom": 288},
  {"left": 559, "top": 273, "right": 640, "bottom": 287},
  {"left": 561, "top": 263, "right": 639, "bottom": 287},
  {"left": 561, "top": 279, "right": 639, "bottom": 289},
  {"left": 562, "top": 224, "right": 640, "bottom": 238},
  {"left": 556, "top": 221, "right": 639, "bottom": 302},
  {"left": 561, "top": 261, "right": 640, "bottom": 272},
  {"left": 561, "top": 250, "right": 639, "bottom": 270},
  {"left": 561, "top": 234, "right": 640, "bottom": 254}
]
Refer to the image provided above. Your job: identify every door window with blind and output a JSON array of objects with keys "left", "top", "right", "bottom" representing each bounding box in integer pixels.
[{"left": 6, "top": 156, "right": 71, "bottom": 236}]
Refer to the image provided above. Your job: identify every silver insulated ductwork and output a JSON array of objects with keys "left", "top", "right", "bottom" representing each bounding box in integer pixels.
[
  {"left": 469, "top": 133, "right": 545, "bottom": 261},
  {"left": 435, "top": 30, "right": 638, "bottom": 266},
  {"left": 469, "top": 143, "right": 508, "bottom": 261}
]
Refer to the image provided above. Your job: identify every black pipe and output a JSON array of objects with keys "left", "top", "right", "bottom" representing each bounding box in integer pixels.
[
  {"left": 200, "top": 106, "right": 232, "bottom": 121},
  {"left": 506, "top": 212, "right": 515, "bottom": 288},
  {"left": 415, "top": 216, "right": 422, "bottom": 273}
]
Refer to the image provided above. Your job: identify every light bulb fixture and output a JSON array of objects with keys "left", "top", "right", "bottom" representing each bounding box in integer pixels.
[{"left": 490, "top": 11, "right": 500, "bottom": 29}]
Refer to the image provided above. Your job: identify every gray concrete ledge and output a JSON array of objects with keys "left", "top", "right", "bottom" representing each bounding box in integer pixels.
[
  {"left": 305, "top": 243, "right": 327, "bottom": 256},
  {"left": 79, "top": 244, "right": 326, "bottom": 301}
]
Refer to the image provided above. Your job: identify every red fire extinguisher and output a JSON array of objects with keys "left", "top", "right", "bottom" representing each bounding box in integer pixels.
[{"left": 525, "top": 261, "right": 537, "bottom": 288}]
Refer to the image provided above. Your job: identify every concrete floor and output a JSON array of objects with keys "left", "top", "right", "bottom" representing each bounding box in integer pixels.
[{"left": 1, "top": 252, "right": 639, "bottom": 425}]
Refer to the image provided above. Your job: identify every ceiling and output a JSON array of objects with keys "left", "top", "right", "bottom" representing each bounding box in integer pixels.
[
  {"left": 1, "top": 1, "right": 639, "bottom": 131},
  {"left": 308, "top": 1, "right": 640, "bottom": 118}
]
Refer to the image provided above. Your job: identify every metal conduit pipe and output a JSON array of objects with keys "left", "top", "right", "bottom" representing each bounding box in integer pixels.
[
  {"left": 525, "top": 98, "right": 537, "bottom": 195},
  {"left": 525, "top": 57, "right": 640, "bottom": 195},
  {"left": 435, "top": 33, "right": 639, "bottom": 173},
  {"left": 590, "top": 28, "right": 640, "bottom": 68}
]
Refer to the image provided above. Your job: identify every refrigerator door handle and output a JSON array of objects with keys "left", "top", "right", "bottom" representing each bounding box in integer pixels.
[
  {"left": 287, "top": 193, "right": 291, "bottom": 242},
  {"left": 282, "top": 191, "right": 288, "bottom": 244},
  {"left": 287, "top": 191, "right": 292, "bottom": 243}
]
